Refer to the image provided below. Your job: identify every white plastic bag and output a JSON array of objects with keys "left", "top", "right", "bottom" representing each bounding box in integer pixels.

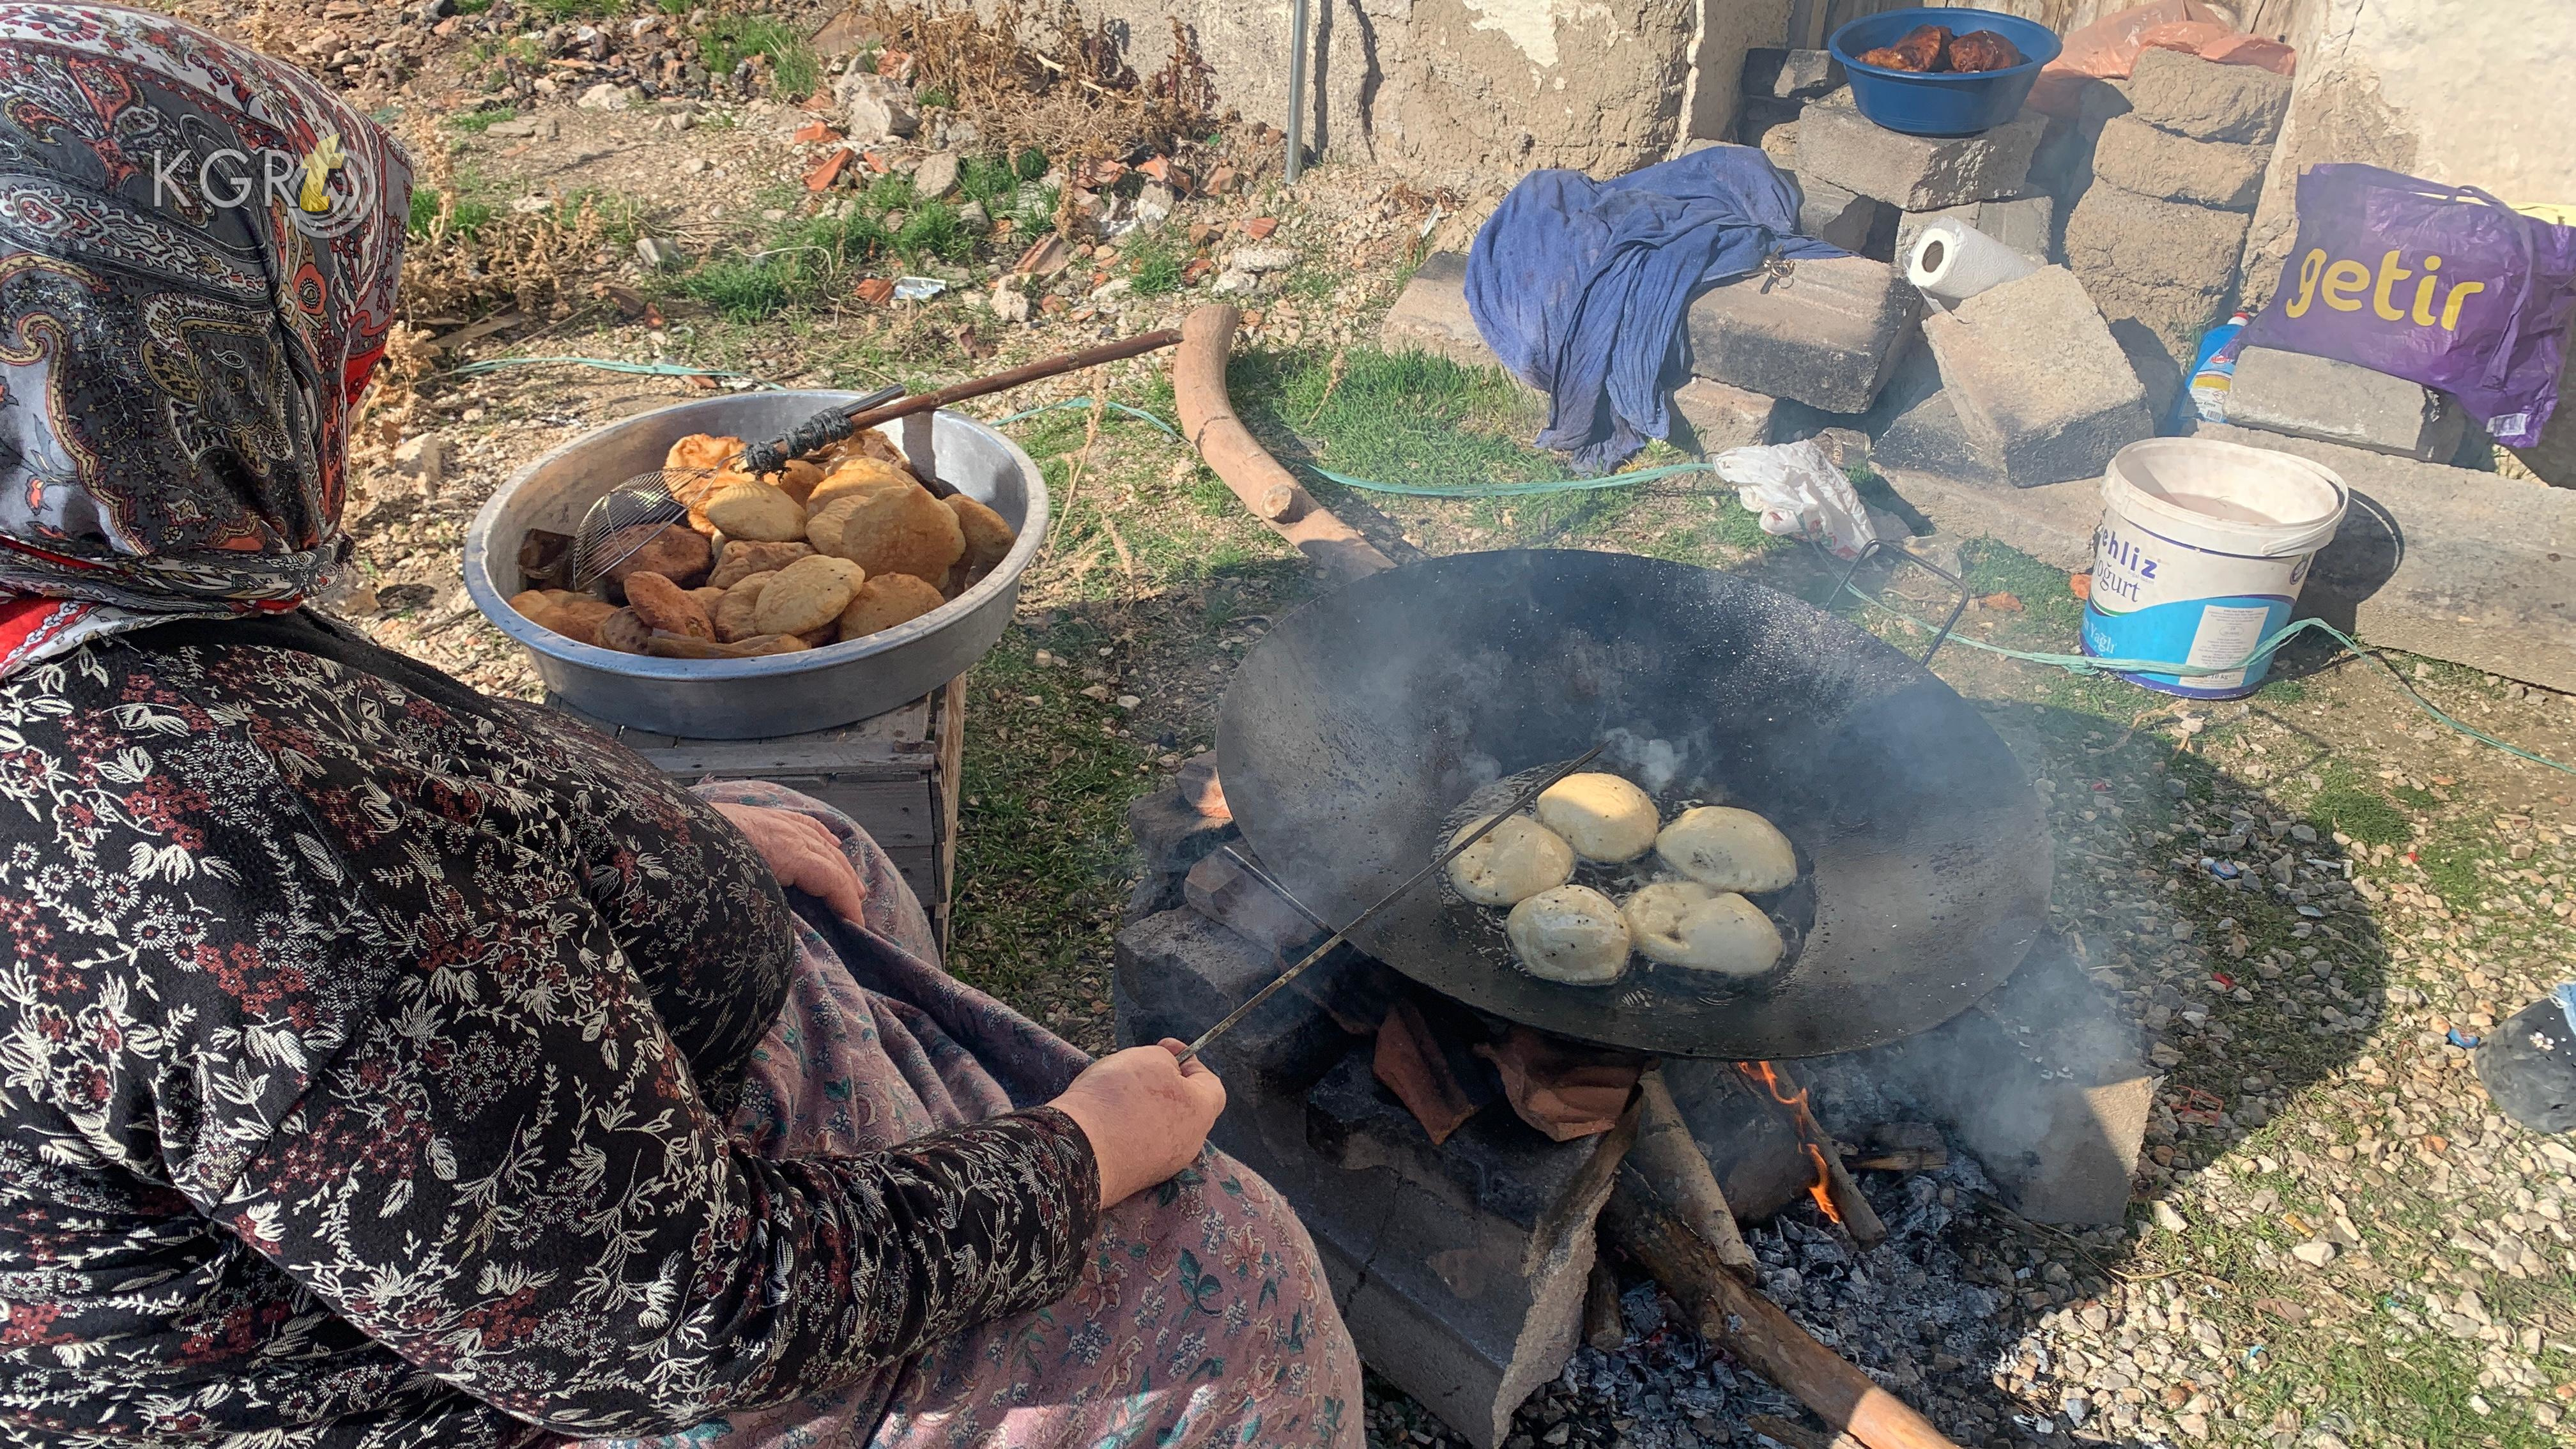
[{"left": 1712, "top": 441, "right": 1892, "bottom": 559}]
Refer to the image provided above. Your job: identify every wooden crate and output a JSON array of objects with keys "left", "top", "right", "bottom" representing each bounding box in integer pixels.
[{"left": 547, "top": 677, "right": 967, "bottom": 940}]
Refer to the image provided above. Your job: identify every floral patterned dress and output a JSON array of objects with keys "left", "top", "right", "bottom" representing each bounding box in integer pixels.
[{"left": 0, "top": 613, "right": 1358, "bottom": 1448}]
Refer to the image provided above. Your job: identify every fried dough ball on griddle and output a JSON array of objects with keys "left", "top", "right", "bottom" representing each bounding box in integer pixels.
[
  {"left": 822, "top": 482, "right": 965, "bottom": 584},
  {"left": 1505, "top": 884, "right": 1631, "bottom": 985},
  {"left": 1622, "top": 882, "right": 1784, "bottom": 975},
  {"left": 1655, "top": 806, "right": 1798, "bottom": 893},
  {"left": 1444, "top": 813, "right": 1576, "bottom": 907},
  {"left": 1534, "top": 772, "right": 1660, "bottom": 863}
]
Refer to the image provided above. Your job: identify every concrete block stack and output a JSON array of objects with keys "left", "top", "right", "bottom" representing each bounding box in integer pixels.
[
  {"left": 1734, "top": 47, "right": 1844, "bottom": 169},
  {"left": 2064, "top": 49, "right": 2292, "bottom": 414}
]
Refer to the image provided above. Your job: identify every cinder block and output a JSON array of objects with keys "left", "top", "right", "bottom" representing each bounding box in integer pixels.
[
  {"left": 2090, "top": 114, "right": 2268, "bottom": 211},
  {"left": 1867, "top": 337, "right": 2004, "bottom": 486},
  {"left": 1742, "top": 46, "right": 1844, "bottom": 100},
  {"left": 1786, "top": 171, "right": 1894, "bottom": 254},
  {"left": 2063, "top": 181, "right": 2253, "bottom": 406},
  {"left": 1892, "top": 193, "right": 2054, "bottom": 266},
  {"left": 1669, "top": 378, "right": 1779, "bottom": 456},
  {"left": 2226, "top": 346, "right": 2467, "bottom": 461},
  {"left": 1921, "top": 265, "right": 2152, "bottom": 487},
  {"left": 1686, "top": 252, "right": 1920, "bottom": 413},
  {"left": 1796, "top": 102, "right": 2048, "bottom": 210},
  {"left": 1113, "top": 909, "right": 1344, "bottom": 1092},
  {"left": 1381, "top": 251, "right": 1512, "bottom": 376},
  {"left": 2128, "top": 46, "right": 2293, "bottom": 144},
  {"left": 2025, "top": 79, "right": 2131, "bottom": 200}
]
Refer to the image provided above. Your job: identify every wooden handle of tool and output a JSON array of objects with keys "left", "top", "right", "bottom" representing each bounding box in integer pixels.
[
  {"left": 1172, "top": 303, "right": 1395, "bottom": 580},
  {"left": 840, "top": 329, "right": 1183, "bottom": 432},
  {"left": 1604, "top": 1172, "right": 1963, "bottom": 1449}
]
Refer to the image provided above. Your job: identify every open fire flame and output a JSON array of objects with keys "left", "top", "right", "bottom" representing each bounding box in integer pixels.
[{"left": 1736, "top": 1060, "right": 1845, "bottom": 1227}]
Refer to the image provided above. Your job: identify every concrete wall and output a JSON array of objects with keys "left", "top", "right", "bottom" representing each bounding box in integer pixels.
[
  {"left": 2241, "top": 0, "right": 2576, "bottom": 306},
  {"left": 1071, "top": 0, "right": 1743, "bottom": 180}
]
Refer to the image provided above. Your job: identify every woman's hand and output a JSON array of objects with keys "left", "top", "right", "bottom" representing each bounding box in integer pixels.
[
  {"left": 710, "top": 802, "right": 869, "bottom": 923},
  {"left": 1048, "top": 1041, "right": 1227, "bottom": 1208}
]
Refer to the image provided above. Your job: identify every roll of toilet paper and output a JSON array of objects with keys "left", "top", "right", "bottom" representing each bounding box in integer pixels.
[{"left": 1906, "top": 218, "right": 2037, "bottom": 305}]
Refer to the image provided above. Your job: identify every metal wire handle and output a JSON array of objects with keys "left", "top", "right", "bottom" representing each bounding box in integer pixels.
[
  {"left": 1834, "top": 539, "right": 1972, "bottom": 666},
  {"left": 738, "top": 387, "right": 901, "bottom": 475}
]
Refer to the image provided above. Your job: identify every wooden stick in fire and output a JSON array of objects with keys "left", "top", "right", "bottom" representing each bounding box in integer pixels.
[
  {"left": 1174, "top": 744, "right": 1607, "bottom": 1064},
  {"left": 1629, "top": 1067, "right": 1757, "bottom": 1275},
  {"left": 1751, "top": 1059, "right": 1888, "bottom": 1247},
  {"left": 1603, "top": 1170, "right": 1964, "bottom": 1449}
]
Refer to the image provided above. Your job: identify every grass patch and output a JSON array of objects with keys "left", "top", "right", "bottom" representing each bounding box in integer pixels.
[
  {"left": 443, "top": 106, "right": 520, "bottom": 134},
  {"left": 892, "top": 200, "right": 972, "bottom": 266},
  {"left": 2304, "top": 767, "right": 2412, "bottom": 847},
  {"left": 916, "top": 86, "right": 957, "bottom": 110},
  {"left": 454, "top": 0, "right": 494, "bottom": 12},
  {"left": 1232, "top": 346, "right": 1560, "bottom": 496},
  {"left": 680, "top": 258, "right": 800, "bottom": 321},
  {"left": 696, "top": 13, "right": 820, "bottom": 98},
  {"left": 408, "top": 185, "right": 498, "bottom": 240},
  {"left": 2415, "top": 822, "right": 2494, "bottom": 909},
  {"left": 526, "top": 0, "right": 625, "bottom": 18},
  {"left": 1128, "top": 236, "right": 1184, "bottom": 297}
]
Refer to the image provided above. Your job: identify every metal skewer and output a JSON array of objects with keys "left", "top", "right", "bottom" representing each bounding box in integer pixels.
[{"left": 1176, "top": 742, "right": 1608, "bottom": 1064}]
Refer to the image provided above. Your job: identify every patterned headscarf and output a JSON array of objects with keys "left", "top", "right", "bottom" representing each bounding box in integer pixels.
[{"left": 0, "top": 3, "right": 410, "bottom": 676}]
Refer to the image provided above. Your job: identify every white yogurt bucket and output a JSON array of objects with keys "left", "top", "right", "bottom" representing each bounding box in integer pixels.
[{"left": 2082, "top": 437, "right": 2348, "bottom": 699}]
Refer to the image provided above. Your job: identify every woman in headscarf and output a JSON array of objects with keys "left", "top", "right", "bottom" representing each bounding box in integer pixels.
[{"left": 0, "top": 7, "right": 1358, "bottom": 1447}]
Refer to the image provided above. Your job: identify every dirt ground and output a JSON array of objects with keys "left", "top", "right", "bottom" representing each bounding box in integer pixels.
[{"left": 152, "top": 3, "right": 2576, "bottom": 1446}]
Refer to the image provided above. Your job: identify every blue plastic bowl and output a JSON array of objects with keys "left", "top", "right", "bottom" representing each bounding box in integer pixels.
[{"left": 1828, "top": 7, "right": 2061, "bottom": 137}]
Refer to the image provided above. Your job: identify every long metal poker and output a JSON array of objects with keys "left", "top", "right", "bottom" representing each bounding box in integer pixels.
[{"left": 1176, "top": 743, "right": 1608, "bottom": 1064}]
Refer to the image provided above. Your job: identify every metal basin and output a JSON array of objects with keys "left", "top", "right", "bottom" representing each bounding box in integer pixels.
[{"left": 462, "top": 392, "right": 1048, "bottom": 738}]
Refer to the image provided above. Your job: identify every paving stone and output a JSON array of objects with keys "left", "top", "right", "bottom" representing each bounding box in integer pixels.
[
  {"left": 1786, "top": 171, "right": 1894, "bottom": 254},
  {"left": 2128, "top": 47, "right": 2293, "bottom": 144},
  {"left": 1112, "top": 908, "right": 1344, "bottom": 1091},
  {"left": 1795, "top": 102, "right": 2048, "bottom": 210},
  {"left": 1892, "top": 193, "right": 2054, "bottom": 267},
  {"left": 2063, "top": 181, "right": 2253, "bottom": 411},
  {"left": 1741, "top": 46, "right": 1844, "bottom": 101},
  {"left": 2090, "top": 115, "right": 2268, "bottom": 211},
  {"left": 1685, "top": 252, "right": 1920, "bottom": 412},
  {"left": 1921, "top": 265, "right": 2152, "bottom": 487},
  {"left": 1379, "top": 252, "right": 1521, "bottom": 379},
  {"left": 1668, "top": 378, "right": 1779, "bottom": 457},
  {"left": 2226, "top": 346, "right": 2467, "bottom": 461}
]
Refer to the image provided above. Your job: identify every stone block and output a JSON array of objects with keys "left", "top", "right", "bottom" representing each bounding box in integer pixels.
[
  {"left": 2064, "top": 181, "right": 2253, "bottom": 408},
  {"left": 1736, "top": 96, "right": 1802, "bottom": 167},
  {"left": 1796, "top": 103, "right": 2048, "bottom": 210},
  {"left": 1686, "top": 252, "right": 1920, "bottom": 413},
  {"left": 1113, "top": 909, "right": 1345, "bottom": 1092},
  {"left": 2026, "top": 79, "right": 2131, "bottom": 201},
  {"left": 1669, "top": 378, "right": 1779, "bottom": 456},
  {"left": 2190, "top": 425, "right": 2576, "bottom": 693},
  {"left": 2089, "top": 115, "right": 2268, "bottom": 211},
  {"left": 1857, "top": 935, "right": 2151, "bottom": 1225},
  {"left": 2226, "top": 346, "right": 2467, "bottom": 461},
  {"left": 1867, "top": 337, "right": 2004, "bottom": 486},
  {"left": 1891, "top": 193, "right": 2054, "bottom": 266},
  {"left": 1920, "top": 266, "right": 2152, "bottom": 487},
  {"left": 1304, "top": 1050, "right": 1625, "bottom": 1448},
  {"left": 1742, "top": 47, "right": 1844, "bottom": 100},
  {"left": 1380, "top": 252, "right": 1517, "bottom": 379},
  {"left": 1788, "top": 172, "right": 1894, "bottom": 254},
  {"left": 2128, "top": 46, "right": 2293, "bottom": 144}
]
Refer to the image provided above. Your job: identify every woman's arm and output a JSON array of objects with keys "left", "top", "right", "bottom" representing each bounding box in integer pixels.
[{"left": 213, "top": 889, "right": 1101, "bottom": 1439}]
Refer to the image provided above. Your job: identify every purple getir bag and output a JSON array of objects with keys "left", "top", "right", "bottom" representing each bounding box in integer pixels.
[{"left": 2245, "top": 165, "right": 2576, "bottom": 448}]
